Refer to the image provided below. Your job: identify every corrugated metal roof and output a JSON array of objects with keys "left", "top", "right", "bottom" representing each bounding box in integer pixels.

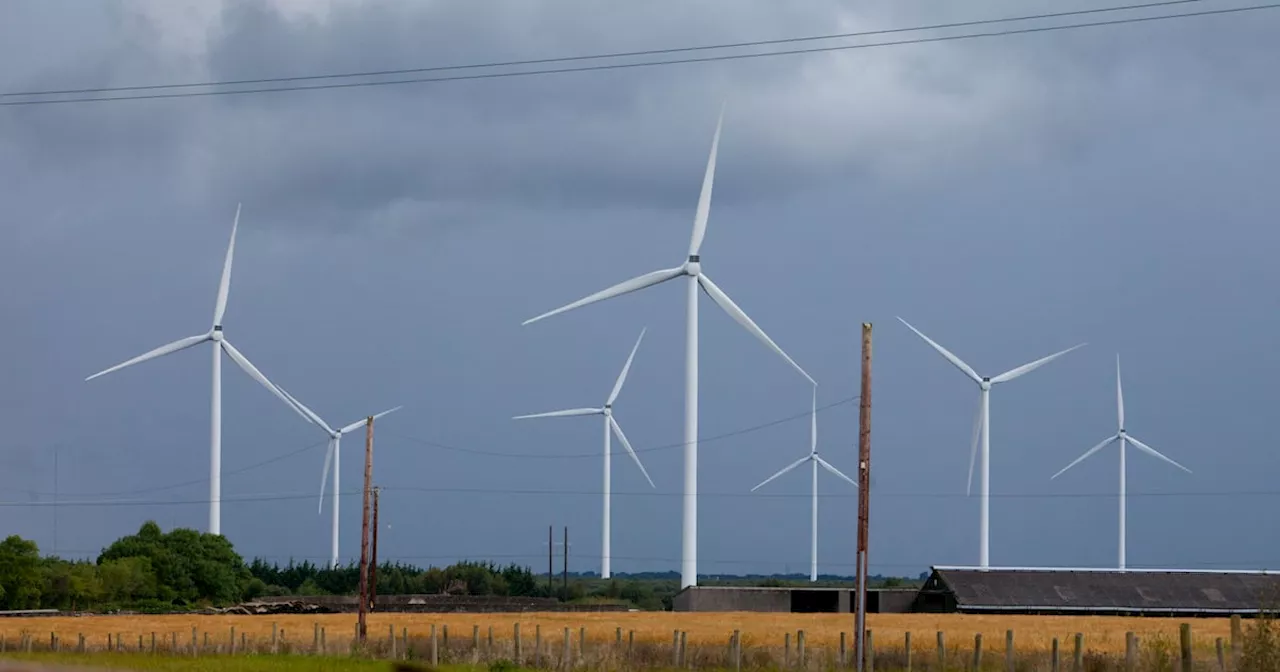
[{"left": 929, "top": 567, "right": 1280, "bottom": 614}]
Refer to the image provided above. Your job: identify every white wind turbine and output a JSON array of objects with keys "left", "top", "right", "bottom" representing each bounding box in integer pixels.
[
  {"left": 522, "top": 109, "right": 814, "bottom": 588},
  {"left": 750, "top": 386, "right": 856, "bottom": 582},
  {"left": 1051, "top": 354, "right": 1190, "bottom": 570},
  {"left": 275, "top": 389, "right": 402, "bottom": 569},
  {"left": 512, "top": 328, "right": 655, "bottom": 580},
  {"left": 896, "top": 317, "right": 1085, "bottom": 569},
  {"left": 85, "top": 205, "right": 311, "bottom": 535}
]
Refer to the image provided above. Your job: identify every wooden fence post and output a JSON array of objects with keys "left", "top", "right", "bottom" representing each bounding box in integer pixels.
[
  {"left": 798, "top": 630, "right": 807, "bottom": 667},
  {"left": 905, "top": 631, "right": 913, "bottom": 672},
  {"left": 973, "top": 633, "right": 984, "bottom": 672},
  {"left": 514, "top": 623, "right": 522, "bottom": 664},
  {"left": 784, "top": 632, "right": 791, "bottom": 669},
  {"left": 313, "top": 623, "right": 320, "bottom": 654},
  {"left": 1180, "top": 623, "right": 1193, "bottom": 672},
  {"left": 1125, "top": 632, "right": 1136, "bottom": 672},
  {"left": 473, "top": 625, "right": 480, "bottom": 654},
  {"left": 1216, "top": 637, "right": 1226, "bottom": 672},
  {"left": 580, "top": 627, "right": 587, "bottom": 662},
  {"left": 840, "top": 631, "right": 847, "bottom": 668},
  {"left": 1073, "top": 633, "right": 1084, "bottom": 672},
  {"left": 937, "top": 631, "right": 946, "bottom": 671},
  {"left": 1052, "top": 638, "right": 1060, "bottom": 672},
  {"left": 680, "top": 631, "right": 688, "bottom": 668},
  {"left": 733, "top": 630, "right": 742, "bottom": 672},
  {"left": 1006, "top": 630, "right": 1015, "bottom": 672},
  {"left": 1231, "top": 615, "right": 1243, "bottom": 669},
  {"left": 432, "top": 624, "right": 440, "bottom": 667}
]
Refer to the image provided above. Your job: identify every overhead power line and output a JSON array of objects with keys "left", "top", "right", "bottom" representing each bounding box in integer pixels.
[
  {"left": 3, "top": 1, "right": 1276, "bottom": 107},
  {"left": 0, "top": 0, "right": 1216, "bottom": 100}
]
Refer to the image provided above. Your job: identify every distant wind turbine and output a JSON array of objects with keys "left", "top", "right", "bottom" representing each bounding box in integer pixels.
[
  {"left": 751, "top": 386, "right": 856, "bottom": 582},
  {"left": 896, "top": 316, "right": 1085, "bottom": 569},
  {"left": 276, "top": 389, "right": 402, "bottom": 569},
  {"left": 513, "top": 328, "right": 656, "bottom": 580},
  {"left": 85, "top": 205, "right": 311, "bottom": 535},
  {"left": 1051, "top": 355, "right": 1190, "bottom": 570},
  {"left": 522, "top": 108, "right": 814, "bottom": 589}
]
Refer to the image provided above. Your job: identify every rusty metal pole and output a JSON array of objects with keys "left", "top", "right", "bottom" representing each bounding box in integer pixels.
[
  {"left": 357, "top": 415, "right": 374, "bottom": 644},
  {"left": 855, "top": 323, "right": 872, "bottom": 672},
  {"left": 370, "top": 486, "right": 381, "bottom": 612}
]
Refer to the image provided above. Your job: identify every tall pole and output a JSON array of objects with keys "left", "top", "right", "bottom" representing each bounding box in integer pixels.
[
  {"left": 370, "top": 486, "right": 380, "bottom": 612},
  {"left": 209, "top": 342, "right": 222, "bottom": 535},
  {"left": 602, "top": 415, "right": 612, "bottom": 580},
  {"left": 855, "top": 323, "right": 872, "bottom": 672},
  {"left": 330, "top": 437, "right": 341, "bottom": 569},
  {"left": 548, "top": 525, "right": 554, "bottom": 590},
  {"left": 1119, "top": 437, "right": 1127, "bottom": 570},
  {"left": 562, "top": 525, "right": 569, "bottom": 599},
  {"left": 52, "top": 449, "right": 59, "bottom": 556},
  {"left": 682, "top": 274, "right": 699, "bottom": 589},
  {"left": 357, "top": 415, "right": 374, "bottom": 644},
  {"left": 979, "top": 385, "right": 990, "bottom": 569}
]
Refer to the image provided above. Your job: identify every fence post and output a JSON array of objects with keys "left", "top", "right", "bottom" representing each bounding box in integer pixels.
[
  {"left": 1180, "top": 623, "right": 1193, "bottom": 672},
  {"left": 784, "top": 632, "right": 791, "bottom": 669},
  {"left": 866, "top": 629, "right": 875, "bottom": 672},
  {"left": 1231, "top": 615, "right": 1243, "bottom": 669},
  {"left": 628, "top": 630, "right": 635, "bottom": 661},
  {"left": 905, "top": 632, "right": 913, "bottom": 672},
  {"left": 313, "top": 623, "right": 320, "bottom": 654},
  {"left": 937, "top": 631, "right": 946, "bottom": 671},
  {"left": 680, "top": 631, "right": 688, "bottom": 668},
  {"left": 733, "top": 629, "right": 742, "bottom": 672},
  {"left": 674, "top": 630, "right": 682, "bottom": 668},
  {"left": 535, "top": 625, "right": 543, "bottom": 668},
  {"left": 1125, "top": 632, "right": 1136, "bottom": 672},
  {"left": 973, "top": 633, "right": 983, "bottom": 672},
  {"left": 514, "top": 623, "right": 522, "bottom": 664},
  {"left": 390, "top": 624, "right": 397, "bottom": 660},
  {"left": 474, "top": 625, "right": 480, "bottom": 654},
  {"left": 798, "top": 630, "right": 807, "bottom": 667},
  {"left": 191, "top": 627, "right": 197, "bottom": 656},
  {"left": 1006, "top": 630, "right": 1015, "bottom": 672},
  {"left": 271, "top": 622, "right": 277, "bottom": 654},
  {"left": 839, "top": 631, "right": 848, "bottom": 668},
  {"left": 563, "top": 627, "right": 571, "bottom": 669},
  {"left": 432, "top": 624, "right": 440, "bottom": 667},
  {"left": 1073, "top": 633, "right": 1084, "bottom": 672},
  {"left": 150, "top": 632, "right": 156, "bottom": 654},
  {"left": 1217, "top": 637, "right": 1226, "bottom": 672},
  {"left": 489, "top": 625, "right": 495, "bottom": 653},
  {"left": 580, "top": 627, "right": 587, "bottom": 663},
  {"left": 1052, "top": 638, "right": 1060, "bottom": 672},
  {"left": 230, "top": 626, "right": 236, "bottom": 654},
  {"left": 443, "top": 624, "right": 450, "bottom": 654}
]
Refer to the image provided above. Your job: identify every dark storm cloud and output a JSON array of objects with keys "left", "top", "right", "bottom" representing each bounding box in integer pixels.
[{"left": 3, "top": 0, "right": 1280, "bottom": 576}]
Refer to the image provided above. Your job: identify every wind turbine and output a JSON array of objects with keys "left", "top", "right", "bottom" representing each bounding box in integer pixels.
[
  {"left": 750, "top": 386, "right": 856, "bottom": 582},
  {"left": 513, "top": 328, "right": 655, "bottom": 580},
  {"left": 522, "top": 109, "right": 814, "bottom": 589},
  {"left": 85, "top": 204, "right": 311, "bottom": 535},
  {"left": 275, "top": 389, "right": 402, "bottom": 569},
  {"left": 896, "top": 317, "right": 1085, "bottom": 569},
  {"left": 1051, "top": 354, "right": 1190, "bottom": 570}
]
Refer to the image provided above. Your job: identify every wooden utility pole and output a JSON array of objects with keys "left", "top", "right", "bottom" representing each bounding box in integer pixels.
[
  {"left": 547, "top": 525, "right": 554, "bottom": 590},
  {"left": 855, "top": 323, "right": 873, "bottom": 672},
  {"left": 370, "top": 486, "right": 381, "bottom": 612},
  {"left": 562, "top": 526, "right": 569, "bottom": 599},
  {"left": 357, "top": 415, "right": 375, "bottom": 644}
]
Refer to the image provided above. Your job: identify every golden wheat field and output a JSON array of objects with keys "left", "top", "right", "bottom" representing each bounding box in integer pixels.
[{"left": 0, "top": 613, "right": 1238, "bottom": 655}]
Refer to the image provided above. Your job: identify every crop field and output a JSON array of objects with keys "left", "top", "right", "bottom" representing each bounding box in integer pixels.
[{"left": 0, "top": 612, "right": 1242, "bottom": 655}]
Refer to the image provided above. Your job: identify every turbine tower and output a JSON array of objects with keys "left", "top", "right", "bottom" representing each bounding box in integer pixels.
[
  {"left": 750, "top": 386, "right": 856, "bottom": 582},
  {"left": 522, "top": 109, "right": 814, "bottom": 588},
  {"left": 1051, "top": 354, "right": 1191, "bottom": 570},
  {"left": 896, "top": 316, "right": 1084, "bottom": 569},
  {"left": 85, "top": 205, "right": 311, "bottom": 535},
  {"left": 276, "top": 389, "right": 402, "bottom": 569},
  {"left": 513, "top": 328, "right": 656, "bottom": 580}
]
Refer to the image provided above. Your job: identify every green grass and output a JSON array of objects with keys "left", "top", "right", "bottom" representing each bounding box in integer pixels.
[{"left": 0, "top": 652, "right": 494, "bottom": 672}]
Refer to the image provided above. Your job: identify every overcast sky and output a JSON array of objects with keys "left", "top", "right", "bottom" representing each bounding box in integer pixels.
[{"left": 2, "top": 0, "right": 1279, "bottom": 579}]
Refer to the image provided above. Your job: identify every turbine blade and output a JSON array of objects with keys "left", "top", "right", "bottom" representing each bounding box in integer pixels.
[
  {"left": 698, "top": 274, "right": 814, "bottom": 385},
  {"left": 1051, "top": 434, "right": 1119, "bottom": 480},
  {"left": 512, "top": 408, "right": 601, "bottom": 420},
  {"left": 213, "top": 203, "right": 240, "bottom": 327},
  {"left": 220, "top": 340, "right": 312, "bottom": 424},
  {"left": 276, "top": 384, "right": 326, "bottom": 431},
  {"left": 1126, "top": 434, "right": 1192, "bottom": 474},
  {"left": 751, "top": 455, "right": 810, "bottom": 492},
  {"left": 609, "top": 416, "right": 655, "bottom": 488},
  {"left": 85, "top": 334, "right": 209, "bottom": 381},
  {"left": 607, "top": 328, "right": 647, "bottom": 406},
  {"left": 815, "top": 455, "right": 858, "bottom": 488},
  {"left": 340, "top": 406, "right": 402, "bottom": 434},
  {"left": 319, "top": 437, "right": 335, "bottom": 514},
  {"left": 1116, "top": 353, "right": 1125, "bottom": 430},
  {"left": 967, "top": 392, "right": 983, "bottom": 496},
  {"left": 990, "top": 343, "right": 1087, "bottom": 384},
  {"left": 687, "top": 107, "right": 724, "bottom": 258},
  {"left": 896, "top": 317, "right": 982, "bottom": 385},
  {"left": 810, "top": 386, "right": 817, "bottom": 456},
  {"left": 523, "top": 267, "right": 684, "bottom": 326}
]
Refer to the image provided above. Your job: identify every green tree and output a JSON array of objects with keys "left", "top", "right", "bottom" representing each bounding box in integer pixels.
[
  {"left": 99, "top": 557, "right": 158, "bottom": 602},
  {"left": 0, "top": 535, "right": 43, "bottom": 609},
  {"left": 98, "top": 521, "right": 249, "bottom": 605}
]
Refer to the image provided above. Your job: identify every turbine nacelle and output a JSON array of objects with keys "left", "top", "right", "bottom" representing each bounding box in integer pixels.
[
  {"left": 979, "top": 377, "right": 991, "bottom": 391},
  {"left": 210, "top": 326, "right": 224, "bottom": 342},
  {"left": 684, "top": 255, "right": 701, "bottom": 276}
]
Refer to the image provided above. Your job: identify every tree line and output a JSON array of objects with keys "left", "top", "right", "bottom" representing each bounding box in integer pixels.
[{"left": 0, "top": 521, "right": 667, "bottom": 611}]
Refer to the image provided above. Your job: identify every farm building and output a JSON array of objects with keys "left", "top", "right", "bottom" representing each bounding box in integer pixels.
[
  {"left": 672, "top": 586, "right": 917, "bottom": 613},
  {"left": 914, "top": 566, "right": 1280, "bottom": 617}
]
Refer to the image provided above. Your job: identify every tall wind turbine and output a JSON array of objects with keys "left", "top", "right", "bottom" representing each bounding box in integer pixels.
[
  {"left": 1051, "top": 355, "right": 1190, "bottom": 570},
  {"left": 522, "top": 109, "right": 814, "bottom": 588},
  {"left": 513, "top": 328, "right": 656, "bottom": 580},
  {"left": 750, "top": 386, "right": 856, "bottom": 582},
  {"left": 275, "top": 389, "right": 402, "bottom": 569},
  {"left": 85, "top": 205, "right": 311, "bottom": 535},
  {"left": 896, "top": 317, "right": 1085, "bottom": 569}
]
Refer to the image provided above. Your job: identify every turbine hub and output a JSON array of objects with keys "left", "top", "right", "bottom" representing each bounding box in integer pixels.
[
  {"left": 211, "top": 326, "right": 224, "bottom": 342},
  {"left": 980, "top": 377, "right": 991, "bottom": 391},
  {"left": 685, "top": 255, "right": 701, "bottom": 276},
  {"left": 603, "top": 404, "right": 612, "bottom": 416},
  {"left": 1119, "top": 428, "right": 1126, "bottom": 435}
]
